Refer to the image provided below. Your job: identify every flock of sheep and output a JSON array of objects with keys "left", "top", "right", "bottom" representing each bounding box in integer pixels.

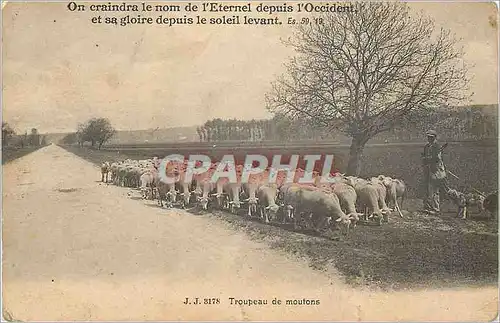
[{"left": 100, "top": 157, "right": 407, "bottom": 236}]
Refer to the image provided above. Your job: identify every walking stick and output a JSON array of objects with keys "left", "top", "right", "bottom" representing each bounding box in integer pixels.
[
  {"left": 440, "top": 143, "right": 485, "bottom": 196},
  {"left": 446, "top": 170, "right": 485, "bottom": 197}
]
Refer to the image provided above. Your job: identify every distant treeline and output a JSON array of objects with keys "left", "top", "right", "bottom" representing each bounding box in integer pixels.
[
  {"left": 197, "top": 105, "right": 497, "bottom": 143},
  {"left": 56, "top": 104, "right": 497, "bottom": 148},
  {"left": 196, "top": 113, "right": 344, "bottom": 142},
  {"left": 2, "top": 123, "right": 47, "bottom": 148}
]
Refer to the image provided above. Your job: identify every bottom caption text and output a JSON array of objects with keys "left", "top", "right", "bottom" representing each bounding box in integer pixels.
[{"left": 183, "top": 297, "right": 321, "bottom": 306}]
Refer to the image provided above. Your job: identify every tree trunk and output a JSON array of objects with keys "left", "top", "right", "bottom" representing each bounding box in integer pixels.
[{"left": 346, "top": 135, "right": 369, "bottom": 176}]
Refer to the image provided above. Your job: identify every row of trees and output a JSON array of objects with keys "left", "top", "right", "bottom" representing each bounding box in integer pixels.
[
  {"left": 393, "top": 105, "right": 498, "bottom": 141},
  {"left": 196, "top": 119, "right": 266, "bottom": 142},
  {"left": 2, "top": 122, "right": 47, "bottom": 148},
  {"left": 198, "top": 106, "right": 497, "bottom": 143},
  {"left": 197, "top": 113, "right": 339, "bottom": 142},
  {"left": 61, "top": 118, "right": 116, "bottom": 149}
]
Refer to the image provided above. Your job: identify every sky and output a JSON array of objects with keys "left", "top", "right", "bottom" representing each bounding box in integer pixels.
[{"left": 2, "top": 1, "right": 498, "bottom": 133}]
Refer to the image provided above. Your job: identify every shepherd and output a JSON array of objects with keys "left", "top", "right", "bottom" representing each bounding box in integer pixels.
[{"left": 421, "top": 130, "right": 449, "bottom": 215}]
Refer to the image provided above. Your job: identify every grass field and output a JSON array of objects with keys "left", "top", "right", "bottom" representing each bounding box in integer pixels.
[
  {"left": 60, "top": 144, "right": 498, "bottom": 291},
  {"left": 1, "top": 146, "right": 45, "bottom": 165}
]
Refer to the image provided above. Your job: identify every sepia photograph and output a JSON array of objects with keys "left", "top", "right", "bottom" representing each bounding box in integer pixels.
[{"left": 2, "top": 1, "right": 499, "bottom": 321}]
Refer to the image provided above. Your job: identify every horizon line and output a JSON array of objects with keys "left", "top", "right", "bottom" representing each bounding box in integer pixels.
[{"left": 9, "top": 102, "right": 499, "bottom": 135}]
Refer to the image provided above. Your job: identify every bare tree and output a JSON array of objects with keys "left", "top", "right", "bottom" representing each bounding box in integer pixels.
[
  {"left": 28, "top": 128, "right": 40, "bottom": 147},
  {"left": 2, "top": 122, "right": 16, "bottom": 146},
  {"left": 196, "top": 127, "right": 203, "bottom": 142},
  {"left": 76, "top": 122, "right": 88, "bottom": 147},
  {"left": 204, "top": 120, "right": 213, "bottom": 142},
  {"left": 21, "top": 131, "right": 28, "bottom": 148},
  {"left": 40, "top": 135, "right": 47, "bottom": 146},
  {"left": 266, "top": 2, "right": 471, "bottom": 175},
  {"left": 201, "top": 126, "right": 207, "bottom": 142}
]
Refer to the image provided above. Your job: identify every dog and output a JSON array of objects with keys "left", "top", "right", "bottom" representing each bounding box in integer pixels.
[
  {"left": 444, "top": 188, "right": 485, "bottom": 219},
  {"left": 483, "top": 191, "right": 498, "bottom": 219}
]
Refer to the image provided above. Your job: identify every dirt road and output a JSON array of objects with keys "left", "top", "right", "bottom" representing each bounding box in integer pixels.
[{"left": 2, "top": 144, "right": 498, "bottom": 321}]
